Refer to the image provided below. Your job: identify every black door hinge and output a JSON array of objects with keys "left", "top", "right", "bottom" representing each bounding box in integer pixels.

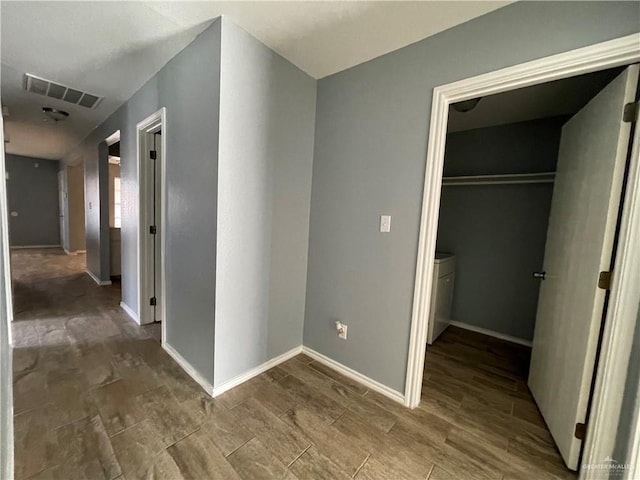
[
  {"left": 150, "top": 297, "right": 157, "bottom": 306},
  {"left": 575, "top": 422, "right": 587, "bottom": 440},
  {"left": 623, "top": 101, "right": 638, "bottom": 123},
  {"left": 598, "top": 271, "right": 612, "bottom": 290},
  {"left": 150, "top": 150, "right": 157, "bottom": 160},
  {"left": 149, "top": 225, "right": 157, "bottom": 235}
]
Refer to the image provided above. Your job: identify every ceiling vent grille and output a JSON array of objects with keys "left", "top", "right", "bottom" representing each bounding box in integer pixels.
[{"left": 24, "top": 73, "right": 103, "bottom": 109}]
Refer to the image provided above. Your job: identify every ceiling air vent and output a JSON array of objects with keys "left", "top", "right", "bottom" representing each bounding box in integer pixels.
[{"left": 24, "top": 73, "right": 103, "bottom": 109}]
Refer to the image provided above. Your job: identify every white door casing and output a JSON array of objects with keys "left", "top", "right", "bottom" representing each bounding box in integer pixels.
[
  {"left": 136, "top": 108, "right": 166, "bottom": 339},
  {"left": 528, "top": 65, "right": 639, "bottom": 471},
  {"left": 406, "top": 35, "right": 640, "bottom": 412},
  {"left": 406, "top": 34, "right": 640, "bottom": 478}
]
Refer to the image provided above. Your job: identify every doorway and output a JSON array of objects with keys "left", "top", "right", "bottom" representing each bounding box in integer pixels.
[
  {"left": 405, "top": 34, "right": 640, "bottom": 478},
  {"left": 137, "top": 108, "right": 166, "bottom": 338},
  {"left": 426, "top": 64, "right": 634, "bottom": 476},
  {"left": 107, "top": 138, "right": 121, "bottom": 281}
]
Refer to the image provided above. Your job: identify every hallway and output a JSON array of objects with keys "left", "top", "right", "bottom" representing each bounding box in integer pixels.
[{"left": 12, "top": 249, "right": 575, "bottom": 480}]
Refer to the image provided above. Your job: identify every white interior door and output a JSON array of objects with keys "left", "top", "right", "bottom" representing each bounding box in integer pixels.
[
  {"left": 57, "top": 170, "right": 69, "bottom": 251},
  {"left": 528, "top": 65, "right": 638, "bottom": 470},
  {"left": 152, "top": 132, "right": 162, "bottom": 322},
  {"left": 142, "top": 129, "right": 162, "bottom": 324}
]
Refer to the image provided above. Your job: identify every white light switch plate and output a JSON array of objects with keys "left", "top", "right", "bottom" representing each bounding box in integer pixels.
[{"left": 380, "top": 215, "right": 391, "bottom": 233}]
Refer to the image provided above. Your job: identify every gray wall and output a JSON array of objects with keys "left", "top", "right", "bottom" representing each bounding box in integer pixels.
[
  {"left": 214, "top": 18, "right": 316, "bottom": 387},
  {"left": 437, "top": 119, "right": 563, "bottom": 341},
  {"left": 6, "top": 155, "right": 60, "bottom": 247},
  {"left": 84, "top": 142, "right": 110, "bottom": 280},
  {"left": 65, "top": 20, "right": 221, "bottom": 383},
  {"left": 304, "top": 1, "right": 640, "bottom": 393},
  {"left": 66, "top": 163, "right": 85, "bottom": 252}
]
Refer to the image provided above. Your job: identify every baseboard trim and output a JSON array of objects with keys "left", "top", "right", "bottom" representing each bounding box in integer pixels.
[
  {"left": 449, "top": 321, "right": 532, "bottom": 347},
  {"left": 64, "top": 248, "right": 86, "bottom": 256},
  {"left": 162, "top": 342, "right": 214, "bottom": 396},
  {"left": 119, "top": 302, "right": 139, "bottom": 324},
  {"left": 85, "top": 269, "right": 112, "bottom": 286},
  {"left": 11, "top": 244, "right": 60, "bottom": 249},
  {"left": 212, "top": 346, "right": 303, "bottom": 397},
  {"left": 302, "top": 346, "right": 406, "bottom": 405}
]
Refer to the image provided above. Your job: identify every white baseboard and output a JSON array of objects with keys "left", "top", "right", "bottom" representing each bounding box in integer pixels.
[
  {"left": 302, "top": 346, "right": 406, "bottom": 405},
  {"left": 119, "top": 302, "right": 139, "bottom": 324},
  {"left": 85, "top": 269, "right": 112, "bottom": 286},
  {"left": 64, "top": 248, "right": 86, "bottom": 256},
  {"left": 11, "top": 244, "right": 60, "bottom": 250},
  {"left": 159, "top": 341, "right": 406, "bottom": 408},
  {"left": 449, "top": 321, "right": 532, "bottom": 347},
  {"left": 212, "top": 346, "right": 303, "bottom": 397},
  {"left": 163, "top": 342, "right": 214, "bottom": 396}
]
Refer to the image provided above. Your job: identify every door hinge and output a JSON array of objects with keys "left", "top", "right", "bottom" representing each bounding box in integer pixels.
[
  {"left": 149, "top": 225, "right": 157, "bottom": 235},
  {"left": 598, "top": 271, "right": 612, "bottom": 290},
  {"left": 623, "top": 101, "right": 639, "bottom": 123},
  {"left": 150, "top": 297, "right": 157, "bottom": 306},
  {"left": 149, "top": 150, "right": 157, "bottom": 160},
  {"left": 575, "top": 422, "right": 587, "bottom": 440}
]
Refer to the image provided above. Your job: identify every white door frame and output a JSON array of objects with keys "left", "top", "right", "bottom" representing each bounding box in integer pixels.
[
  {"left": 405, "top": 33, "right": 640, "bottom": 476},
  {"left": 0, "top": 110, "right": 13, "bottom": 480},
  {"left": 0, "top": 116, "right": 13, "bottom": 335},
  {"left": 136, "top": 108, "right": 166, "bottom": 346}
]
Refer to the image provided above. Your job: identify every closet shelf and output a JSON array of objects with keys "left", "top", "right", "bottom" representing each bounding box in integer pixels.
[{"left": 442, "top": 172, "right": 556, "bottom": 186}]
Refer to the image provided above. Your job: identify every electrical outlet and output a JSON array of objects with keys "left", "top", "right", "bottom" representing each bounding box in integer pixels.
[{"left": 336, "top": 321, "right": 348, "bottom": 340}]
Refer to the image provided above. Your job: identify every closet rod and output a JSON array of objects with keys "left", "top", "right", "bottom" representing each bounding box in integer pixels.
[{"left": 442, "top": 172, "right": 555, "bottom": 186}]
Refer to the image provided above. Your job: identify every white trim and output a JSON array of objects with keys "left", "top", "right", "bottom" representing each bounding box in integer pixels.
[
  {"left": 449, "top": 321, "right": 532, "bottom": 347},
  {"left": 119, "top": 301, "right": 139, "bottom": 325},
  {"left": 405, "top": 33, "right": 640, "bottom": 477},
  {"left": 627, "top": 400, "right": 640, "bottom": 480},
  {"left": 212, "top": 346, "right": 303, "bottom": 397},
  {"left": 85, "top": 269, "right": 111, "bottom": 286},
  {"left": 581, "top": 85, "right": 640, "bottom": 480},
  {"left": 136, "top": 109, "right": 166, "bottom": 347},
  {"left": 63, "top": 248, "right": 86, "bottom": 256},
  {"left": 0, "top": 111, "right": 14, "bottom": 480},
  {"left": 104, "top": 130, "right": 120, "bottom": 147},
  {"left": 10, "top": 245, "right": 60, "bottom": 250},
  {"left": 303, "top": 346, "right": 405, "bottom": 405},
  {"left": 163, "top": 342, "right": 214, "bottom": 396}
]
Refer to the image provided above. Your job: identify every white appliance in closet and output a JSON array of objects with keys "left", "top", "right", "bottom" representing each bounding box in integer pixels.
[{"left": 427, "top": 253, "right": 456, "bottom": 344}]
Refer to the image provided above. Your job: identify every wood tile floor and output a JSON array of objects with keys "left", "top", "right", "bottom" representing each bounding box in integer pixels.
[{"left": 11, "top": 248, "right": 576, "bottom": 479}]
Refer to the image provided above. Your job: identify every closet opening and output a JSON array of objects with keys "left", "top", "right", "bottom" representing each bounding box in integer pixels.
[{"left": 422, "top": 64, "right": 637, "bottom": 476}]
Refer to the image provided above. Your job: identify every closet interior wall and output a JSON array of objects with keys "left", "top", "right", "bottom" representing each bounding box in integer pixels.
[{"left": 436, "top": 117, "right": 565, "bottom": 342}]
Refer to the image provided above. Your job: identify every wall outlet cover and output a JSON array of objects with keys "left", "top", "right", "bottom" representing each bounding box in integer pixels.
[
  {"left": 337, "top": 322, "right": 348, "bottom": 340},
  {"left": 380, "top": 215, "right": 391, "bottom": 233}
]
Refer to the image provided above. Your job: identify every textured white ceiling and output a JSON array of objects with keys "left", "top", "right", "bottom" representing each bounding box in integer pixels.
[{"left": 0, "top": 1, "right": 510, "bottom": 161}]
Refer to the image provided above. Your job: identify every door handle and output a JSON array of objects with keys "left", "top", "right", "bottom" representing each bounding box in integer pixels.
[{"left": 533, "top": 271, "right": 546, "bottom": 280}]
